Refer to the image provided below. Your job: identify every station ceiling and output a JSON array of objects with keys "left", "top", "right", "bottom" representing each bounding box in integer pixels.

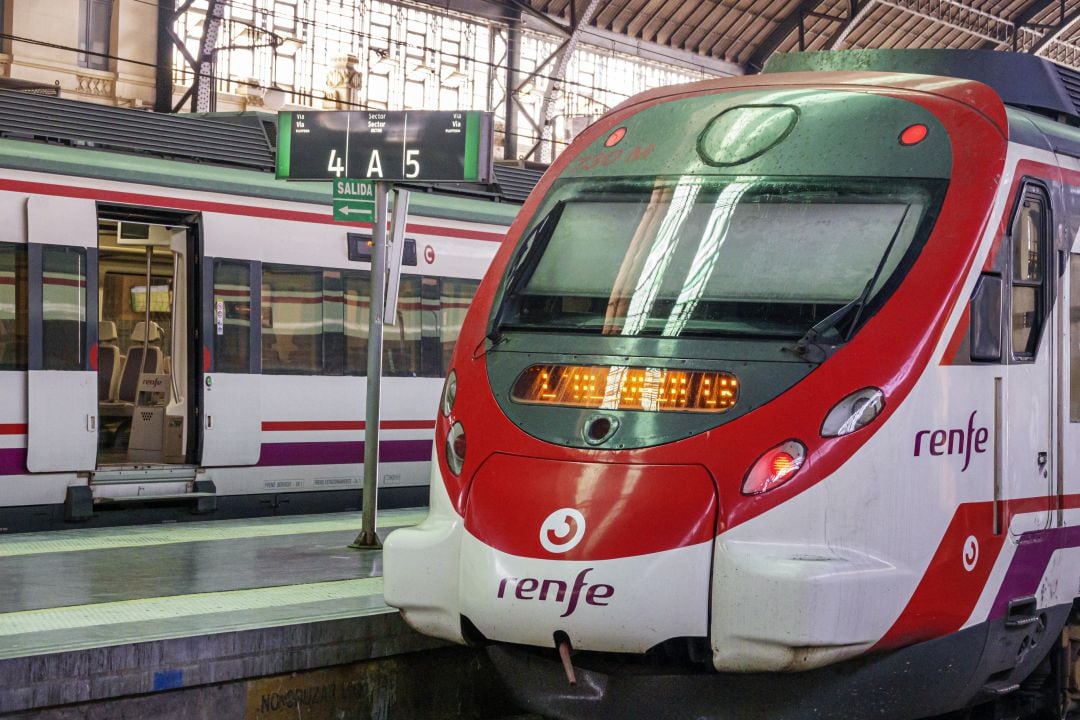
[{"left": 495, "top": 0, "right": 1080, "bottom": 73}]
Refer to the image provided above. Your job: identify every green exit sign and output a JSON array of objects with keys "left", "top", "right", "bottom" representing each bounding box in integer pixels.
[{"left": 333, "top": 178, "right": 375, "bottom": 222}]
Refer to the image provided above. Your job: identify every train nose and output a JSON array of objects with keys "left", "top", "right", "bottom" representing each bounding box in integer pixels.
[{"left": 460, "top": 453, "right": 718, "bottom": 653}]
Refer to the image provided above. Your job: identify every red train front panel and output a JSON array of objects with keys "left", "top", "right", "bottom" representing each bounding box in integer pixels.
[{"left": 383, "top": 69, "right": 1076, "bottom": 691}]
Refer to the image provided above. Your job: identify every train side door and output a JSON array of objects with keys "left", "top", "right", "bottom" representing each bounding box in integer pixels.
[
  {"left": 199, "top": 213, "right": 262, "bottom": 467},
  {"left": 1004, "top": 183, "right": 1054, "bottom": 536},
  {"left": 25, "top": 196, "right": 98, "bottom": 472}
]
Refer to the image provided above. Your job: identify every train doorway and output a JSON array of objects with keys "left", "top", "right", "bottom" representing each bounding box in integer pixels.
[{"left": 94, "top": 207, "right": 200, "bottom": 480}]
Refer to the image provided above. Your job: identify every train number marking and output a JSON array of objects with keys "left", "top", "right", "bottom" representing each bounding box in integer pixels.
[
  {"left": 962, "top": 535, "right": 979, "bottom": 572},
  {"left": 540, "top": 508, "right": 586, "bottom": 553},
  {"left": 572, "top": 144, "right": 655, "bottom": 173}
]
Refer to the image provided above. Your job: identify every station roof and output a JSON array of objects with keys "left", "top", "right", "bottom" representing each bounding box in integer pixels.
[{"left": 511, "top": 1, "right": 1080, "bottom": 74}]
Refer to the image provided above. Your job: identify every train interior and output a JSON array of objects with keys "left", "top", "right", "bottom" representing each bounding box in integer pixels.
[{"left": 96, "top": 216, "right": 192, "bottom": 469}]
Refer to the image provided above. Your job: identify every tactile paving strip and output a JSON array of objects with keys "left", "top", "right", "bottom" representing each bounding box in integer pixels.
[{"left": 0, "top": 509, "right": 427, "bottom": 557}]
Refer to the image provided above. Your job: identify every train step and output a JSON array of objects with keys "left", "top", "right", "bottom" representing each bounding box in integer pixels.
[{"left": 65, "top": 480, "right": 217, "bottom": 521}]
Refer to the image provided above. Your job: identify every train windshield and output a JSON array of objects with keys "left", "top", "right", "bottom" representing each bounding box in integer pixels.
[{"left": 496, "top": 175, "right": 942, "bottom": 341}]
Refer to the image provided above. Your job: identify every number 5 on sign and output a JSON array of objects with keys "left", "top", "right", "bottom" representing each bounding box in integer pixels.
[
  {"left": 327, "top": 148, "right": 345, "bottom": 177},
  {"left": 405, "top": 149, "right": 420, "bottom": 178}
]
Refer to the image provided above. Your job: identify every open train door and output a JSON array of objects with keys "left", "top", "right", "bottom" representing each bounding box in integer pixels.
[
  {"left": 25, "top": 196, "right": 98, "bottom": 472},
  {"left": 198, "top": 213, "right": 262, "bottom": 467},
  {"left": 1004, "top": 182, "right": 1054, "bottom": 537}
]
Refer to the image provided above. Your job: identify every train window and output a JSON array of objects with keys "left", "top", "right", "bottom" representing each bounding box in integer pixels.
[
  {"left": 1071, "top": 257, "right": 1080, "bottom": 422},
  {"left": 343, "top": 270, "right": 371, "bottom": 375},
  {"left": 1010, "top": 187, "right": 1049, "bottom": 359},
  {"left": 213, "top": 261, "right": 251, "bottom": 373},
  {"left": 42, "top": 246, "right": 86, "bottom": 371},
  {"left": 323, "top": 271, "right": 345, "bottom": 376},
  {"left": 440, "top": 278, "right": 479, "bottom": 371},
  {"left": 0, "top": 243, "right": 27, "bottom": 371},
  {"left": 420, "top": 276, "right": 442, "bottom": 377},
  {"left": 262, "top": 267, "right": 323, "bottom": 374},
  {"left": 385, "top": 275, "right": 422, "bottom": 376}
]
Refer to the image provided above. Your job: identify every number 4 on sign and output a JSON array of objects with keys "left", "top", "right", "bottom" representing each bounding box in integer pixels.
[{"left": 328, "top": 149, "right": 345, "bottom": 177}]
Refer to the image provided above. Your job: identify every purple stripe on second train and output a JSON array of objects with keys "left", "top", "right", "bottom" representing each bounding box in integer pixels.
[
  {"left": 0, "top": 448, "right": 26, "bottom": 475},
  {"left": 989, "top": 524, "right": 1080, "bottom": 620},
  {"left": 256, "top": 439, "right": 432, "bottom": 467}
]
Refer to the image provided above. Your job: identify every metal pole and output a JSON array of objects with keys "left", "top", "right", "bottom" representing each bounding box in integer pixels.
[{"left": 352, "top": 182, "right": 389, "bottom": 548}]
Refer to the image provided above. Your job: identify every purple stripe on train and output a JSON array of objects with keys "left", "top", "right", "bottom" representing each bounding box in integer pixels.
[
  {"left": 989, "top": 524, "right": 1080, "bottom": 620},
  {"left": 256, "top": 439, "right": 432, "bottom": 467},
  {"left": 0, "top": 441, "right": 431, "bottom": 475},
  {"left": 0, "top": 448, "right": 26, "bottom": 475}
]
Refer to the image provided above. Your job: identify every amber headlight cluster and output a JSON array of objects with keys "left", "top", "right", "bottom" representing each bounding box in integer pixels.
[{"left": 511, "top": 364, "right": 739, "bottom": 413}]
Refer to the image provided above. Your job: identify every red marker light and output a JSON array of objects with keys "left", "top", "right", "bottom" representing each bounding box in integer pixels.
[
  {"left": 899, "top": 124, "right": 928, "bottom": 146},
  {"left": 605, "top": 127, "right": 627, "bottom": 147},
  {"left": 771, "top": 452, "right": 795, "bottom": 476}
]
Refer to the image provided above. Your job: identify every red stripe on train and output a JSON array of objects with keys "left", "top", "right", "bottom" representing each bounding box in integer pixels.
[
  {"left": 0, "top": 423, "right": 27, "bottom": 435},
  {"left": 0, "top": 178, "right": 507, "bottom": 243},
  {"left": 875, "top": 492, "right": 1080, "bottom": 650}
]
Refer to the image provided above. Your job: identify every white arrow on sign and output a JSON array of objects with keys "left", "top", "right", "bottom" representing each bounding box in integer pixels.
[{"left": 337, "top": 205, "right": 372, "bottom": 216}]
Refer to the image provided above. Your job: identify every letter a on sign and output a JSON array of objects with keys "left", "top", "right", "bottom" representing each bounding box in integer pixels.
[{"left": 367, "top": 151, "right": 383, "bottom": 178}]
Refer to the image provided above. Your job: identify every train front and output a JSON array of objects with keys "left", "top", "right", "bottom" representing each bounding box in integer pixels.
[{"left": 385, "top": 72, "right": 1008, "bottom": 718}]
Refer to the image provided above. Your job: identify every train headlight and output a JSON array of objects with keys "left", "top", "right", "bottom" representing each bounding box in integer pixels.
[
  {"left": 441, "top": 370, "right": 458, "bottom": 417},
  {"left": 820, "top": 387, "right": 884, "bottom": 437},
  {"left": 445, "top": 421, "right": 466, "bottom": 475},
  {"left": 742, "top": 440, "right": 805, "bottom": 495}
]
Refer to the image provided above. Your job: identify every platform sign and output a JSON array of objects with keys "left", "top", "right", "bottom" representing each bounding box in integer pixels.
[
  {"left": 276, "top": 110, "right": 493, "bottom": 183},
  {"left": 333, "top": 178, "right": 375, "bottom": 222}
]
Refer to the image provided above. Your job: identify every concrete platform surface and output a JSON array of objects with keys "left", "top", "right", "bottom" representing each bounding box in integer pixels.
[{"left": 0, "top": 509, "right": 522, "bottom": 718}]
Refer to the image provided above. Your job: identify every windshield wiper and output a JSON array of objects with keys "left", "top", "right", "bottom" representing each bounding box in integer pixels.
[
  {"left": 788, "top": 205, "right": 911, "bottom": 362},
  {"left": 486, "top": 203, "right": 566, "bottom": 346}
]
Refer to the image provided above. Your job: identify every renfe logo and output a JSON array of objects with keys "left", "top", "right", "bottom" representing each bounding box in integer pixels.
[
  {"left": 497, "top": 568, "right": 614, "bottom": 618},
  {"left": 914, "top": 410, "right": 989, "bottom": 472},
  {"left": 540, "top": 508, "right": 586, "bottom": 553}
]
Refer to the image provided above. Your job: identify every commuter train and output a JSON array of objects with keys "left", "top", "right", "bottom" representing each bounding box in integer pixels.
[
  {"left": 384, "top": 49, "right": 1080, "bottom": 719},
  {"left": 0, "top": 92, "right": 523, "bottom": 532}
]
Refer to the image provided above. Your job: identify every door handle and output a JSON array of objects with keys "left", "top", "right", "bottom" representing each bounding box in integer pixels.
[
  {"left": 87, "top": 414, "right": 96, "bottom": 432},
  {"left": 1037, "top": 451, "right": 1047, "bottom": 466},
  {"left": 206, "top": 415, "right": 213, "bottom": 430}
]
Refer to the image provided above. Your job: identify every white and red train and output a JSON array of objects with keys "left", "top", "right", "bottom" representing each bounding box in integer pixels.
[
  {"left": 0, "top": 96, "right": 520, "bottom": 532},
  {"left": 385, "top": 49, "right": 1080, "bottom": 718}
]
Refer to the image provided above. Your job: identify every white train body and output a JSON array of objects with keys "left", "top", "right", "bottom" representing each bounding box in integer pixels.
[
  {"left": 385, "top": 51, "right": 1080, "bottom": 719},
  {"left": 0, "top": 108, "right": 518, "bottom": 531}
]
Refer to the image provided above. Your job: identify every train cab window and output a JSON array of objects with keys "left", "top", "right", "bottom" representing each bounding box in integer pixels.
[
  {"left": 261, "top": 267, "right": 324, "bottom": 374},
  {"left": 0, "top": 243, "right": 27, "bottom": 370},
  {"left": 42, "top": 246, "right": 86, "bottom": 371},
  {"left": 213, "top": 261, "right": 251, "bottom": 373},
  {"left": 1010, "top": 186, "right": 1049, "bottom": 359}
]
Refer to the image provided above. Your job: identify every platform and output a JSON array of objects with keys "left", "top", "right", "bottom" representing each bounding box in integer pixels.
[{"left": 0, "top": 510, "right": 524, "bottom": 719}]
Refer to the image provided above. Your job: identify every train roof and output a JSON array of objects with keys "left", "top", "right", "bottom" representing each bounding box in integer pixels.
[
  {"left": 765, "top": 49, "right": 1080, "bottom": 160},
  {"left": 0, "top": 89, "right": 541, "bottom": 225},
  {"left": 765, "top": 49, "right": 1080, "bottom": 121}
]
